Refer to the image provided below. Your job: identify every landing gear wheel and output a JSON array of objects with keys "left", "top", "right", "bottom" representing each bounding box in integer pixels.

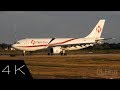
[
  {"left": 48, "top": 53, "right": 50, "bottom": 55},
  {"left": 60, "top": 53, "right": 63, "bottom": 56},
  {"left": 64, "top": 53, "right": 67, "bottom": 56},
  {"left": 48, "top": 53, "right": 53, "bottom": 55}
]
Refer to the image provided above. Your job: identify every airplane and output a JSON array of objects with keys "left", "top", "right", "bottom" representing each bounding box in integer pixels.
[{"left": 12, "top": 19, "right": 111, "bottom": 56}]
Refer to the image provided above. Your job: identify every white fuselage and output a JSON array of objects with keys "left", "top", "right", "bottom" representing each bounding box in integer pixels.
[{"left": 12, "top": 38, "right": 96, "bottom": 51}]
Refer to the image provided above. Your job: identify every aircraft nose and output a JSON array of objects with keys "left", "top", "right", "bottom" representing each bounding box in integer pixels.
[{"left": 12, "top": 44, "right": 16, "bottom": 48}]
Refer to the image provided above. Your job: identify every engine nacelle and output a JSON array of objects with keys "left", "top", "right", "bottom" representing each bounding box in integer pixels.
[{"left": 48, "top": 46, "right": 62, "bottom": 54}]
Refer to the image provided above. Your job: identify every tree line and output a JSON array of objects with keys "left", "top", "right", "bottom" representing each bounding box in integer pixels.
[
  {"left": 84, "top": 43, "right": 120, "bottom": 50},
  {"left": 0, "top": 43, "right": 11, "bottom": 50}
]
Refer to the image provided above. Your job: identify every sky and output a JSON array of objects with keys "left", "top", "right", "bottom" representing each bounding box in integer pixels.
[{"left": 0, "top": 11, "right": 120, "bottom": 44}]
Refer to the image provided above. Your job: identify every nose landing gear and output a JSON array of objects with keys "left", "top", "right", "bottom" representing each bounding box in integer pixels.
[{"left": 23, "top": 51, "right": 26, "bottom": 56}]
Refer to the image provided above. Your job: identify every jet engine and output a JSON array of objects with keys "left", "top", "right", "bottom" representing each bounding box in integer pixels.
[{"left": 48, "top": 46, "right": 63, "bottom": 55}]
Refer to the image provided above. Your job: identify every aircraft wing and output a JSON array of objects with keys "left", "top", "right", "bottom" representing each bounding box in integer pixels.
[
  {"left": 48, "top": 42, "right": 95, "bottom": 48},
  {"left": 48, "top": 38, "right": 115, "bottom": 48}
]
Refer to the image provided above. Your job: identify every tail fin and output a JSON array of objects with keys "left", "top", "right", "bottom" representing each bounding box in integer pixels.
[{"left": 85, "top": 19, "right": 105, "bottom": 39}]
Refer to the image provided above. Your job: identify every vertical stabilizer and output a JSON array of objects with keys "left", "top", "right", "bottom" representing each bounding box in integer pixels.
[{"left": 85, "top": 19, "right": 105, "bottom": 39}]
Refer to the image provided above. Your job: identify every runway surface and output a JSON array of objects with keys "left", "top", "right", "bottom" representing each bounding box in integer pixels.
[{"left": 0, "top": 54, "right": 120, "bottom": 79}]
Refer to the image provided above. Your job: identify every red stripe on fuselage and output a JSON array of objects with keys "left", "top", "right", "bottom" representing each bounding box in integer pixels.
[
  {"left": 17, "top": 38, "right": 78, "bottom": 48},
  {"left": 49, "top": 38, "right": 78, "bottom": 46}
]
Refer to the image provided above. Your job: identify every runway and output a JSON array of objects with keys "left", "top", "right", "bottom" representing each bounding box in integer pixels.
[{"left": 0, "top": 54, "right": 120, "bottom": 79}]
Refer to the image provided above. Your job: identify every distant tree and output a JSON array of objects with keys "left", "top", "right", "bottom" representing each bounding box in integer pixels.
[
  {"left": 0, "top": 43, "right": 11, "bottom": 50},
  {"left": 101, "top": 43, "right": 110, "bottom": 50},
  {"left": 109, "top": 43, "right": 120, "bottom": 49}
]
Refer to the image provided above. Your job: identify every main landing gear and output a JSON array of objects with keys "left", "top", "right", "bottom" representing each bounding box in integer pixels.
[{"left": 60, "top": 50, "right": 67, "bottom": 56}]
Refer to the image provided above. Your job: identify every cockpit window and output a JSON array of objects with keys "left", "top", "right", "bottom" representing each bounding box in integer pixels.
[{"left": 14, "top": 42, "right": 20, "bottom": 44}]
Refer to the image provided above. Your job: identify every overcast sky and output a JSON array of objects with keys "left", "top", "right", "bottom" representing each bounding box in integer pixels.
[{"left": 0, "top": 11, "right": 120, "bottom": 44}]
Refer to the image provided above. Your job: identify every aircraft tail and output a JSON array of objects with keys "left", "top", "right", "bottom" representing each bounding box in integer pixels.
[{"left": 85, "top": 19, "right": 105, "bottom": 39}]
